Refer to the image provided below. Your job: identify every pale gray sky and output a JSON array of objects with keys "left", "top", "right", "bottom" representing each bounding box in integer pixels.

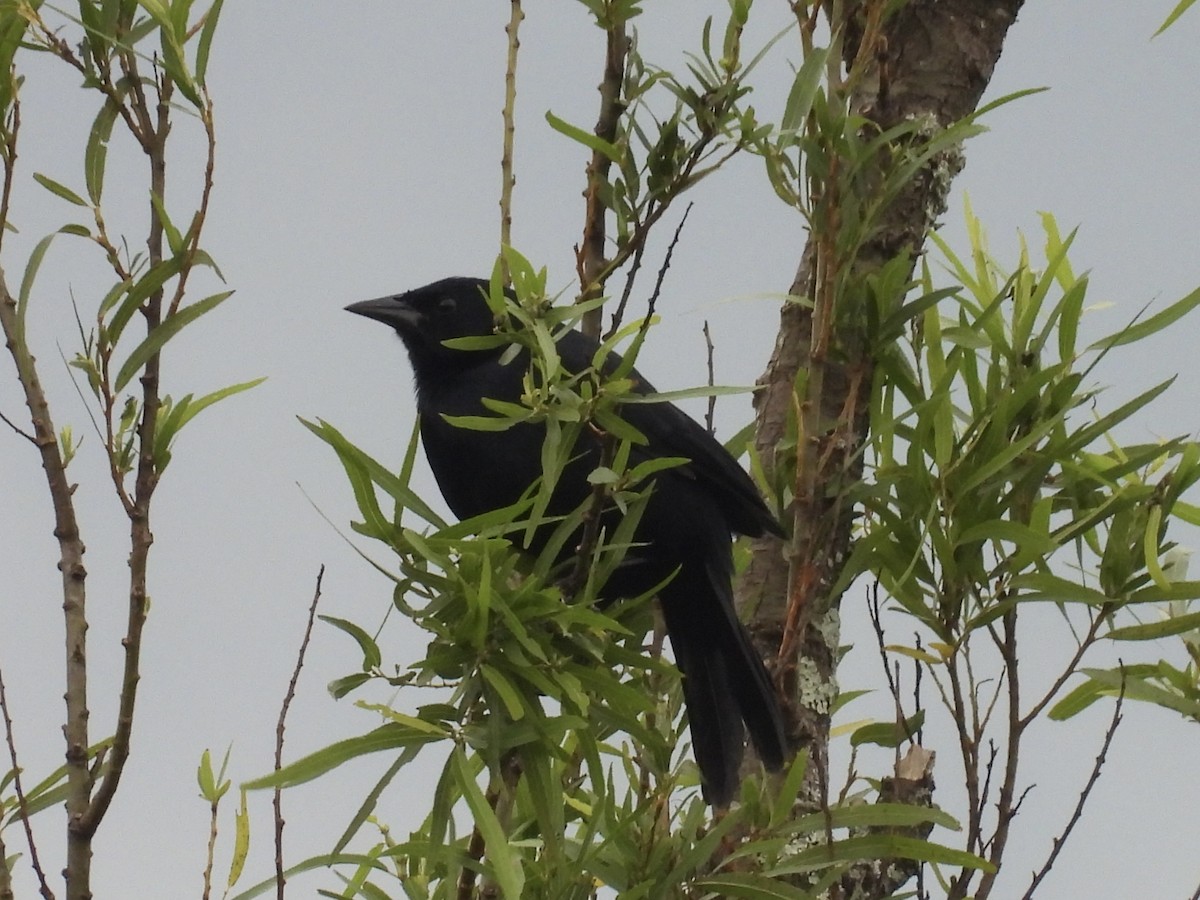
[{"left": 1, "top": 2, "right": 1197, "bottom": 896}]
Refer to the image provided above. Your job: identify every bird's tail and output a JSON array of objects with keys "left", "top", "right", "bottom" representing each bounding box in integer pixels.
[{"left": 660, "top": 561, "right": 788, "bottom": 807}]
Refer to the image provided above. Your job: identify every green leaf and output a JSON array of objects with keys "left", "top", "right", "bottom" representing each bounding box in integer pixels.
[
  {"left": 114, "top": 289, "right": 233, "bottom": 391},
  {"left": 85, "top": 100, "right": 120, "bottom": 205},
  {"left": 622, "top": 384, "right": 755, "bottom": 404},
  {"left": 442, "top": 413, "right": 519, "bottom": 432},
  {"left": 300, "top": 417, "right": 446, "bottom": 529},
  {"left": 332, "top": 748, "right": 417, "bottom": 854},
  {"left": 790, "top": 801, "right": 959, "bottom": 834},
  {"left": 775, "top": 834, "right": 993, "bottom": 874},
  {"left": 319, "top": 615, "right": 382, "bottom": 669},
  {"left": 1106, "top": 611, "right": 1200, "bottom": 642},
  {"left": 4, "top": 738, "right": 114, "bottom": 827},
  {"left": 228, "top": 789, "right": 250, "bottom": 889},
  {"left": 779, "top": 46, "right": 828, "bottom": 137},
  {"left": 17, "top": 232, "right": 59, "bottom": 338},
  {"left": 451, "top": 747, "right": 524, "bottom": 900},
  {"left": 1155, "top": 0, "right": 1197, "bottom": 35},
  {"left": 153, "top": 376, "right": 265, "bottom": 463},
  {"left": 197, "top": 748, "right": 216, "bottom": 798},
  {"left": 104, "top": 257, "right": 184, "bottom": 345},
  {"left": 955, "top": 519, "right": 1057, "bottom": 557},
  {"left": 481, "top": 664, "right": 526, "bottom": 720},
  {"left": 33, "top": 173, "right": 87, "bottom": 207},
  {"left": 1091, "top": 285, "right": 1200, "bottom": 350},
  {"left": 149, "top": 190, "right": 185, "bottom": 256},
  {"left": 1008, "top": 572, "right": 1114, "bottom": 606},
  {"left": 227, "top": 854, "right": 389, "bottom": 900},
  {"left": 242, "top": 723, "right": 442, "bottom": 791},
  {"left": 850, "top": 711, "right": 925, "bottom": 748},
  {"left": 545, "top": 110, "right": 623, "bottom": 163},
  {"left": 694, "top": 873, "right": 814, "bottom": 900},
  {"left": 196, "top": 0, "right": 225, "bottom": 85}
]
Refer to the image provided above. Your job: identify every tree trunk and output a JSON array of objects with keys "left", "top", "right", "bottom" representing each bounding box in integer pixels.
[{"left": 742, "top": 0, "right": 1026, "bottom": 831}]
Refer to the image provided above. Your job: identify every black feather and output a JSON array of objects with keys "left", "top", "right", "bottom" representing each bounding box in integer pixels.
[{"left": 346, "top": 276, "right": 788, "bottom": 806}]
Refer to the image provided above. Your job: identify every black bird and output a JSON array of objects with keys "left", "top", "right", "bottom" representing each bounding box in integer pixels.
[{"left": 347, "top": 276, "right": 788, "bottom": 806}]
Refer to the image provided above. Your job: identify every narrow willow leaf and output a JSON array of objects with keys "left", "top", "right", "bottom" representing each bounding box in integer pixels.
[
  {"left": 545, "top": 109, "right": 623, "bottom": 163},
  {"left": 1106, "top": 612, "right": 1200, "bottom": 642},
  {"left": 622, "top": 384, "right": 755, "bottom": 404},
  {"left": 790, "top": 801, "right": 959, "bottom": 834},
  {"left": 779, "top": 46, "right": 829, "bottom": 135},
  {"left": 114, "top": 289, "right": 233, "bottom": 391},
  {"left": 17, "top": 232, "right": 58, "bottom": 335},
  {"left": 1155, "top": 0, "right": 1197, "bottom": 36},
  {"left": 1092, "top": 285, "right": 1200, "bottom": 349},
  {"left": 242, "top": 723, "right": 440, "bottom": 790},
  {"left": 775, "top": 834, "right": 993, "bottom": 874},
  {"left": 332, "top": 748, "right": 416, "bottom": 854},
  {"left": 227, "top": 789, "right": 250, "bottom": 888},
  {"left": 85, "top": 99, "right": 120, "bottom": 204},
  {"left": 481, "top": 664, "right": 526, "bottom": 719},
  {"left": 300, "top": 417, "right": 446, "bottom": 528},
  {"left": 693, "top": 873, "right": 814, "bottom": 900},
  {"left": 451, "top": 748, "right": 524, "bottom": 899},
  {"left": 149, "top": 190, "right": 184, "bottom": 256},
  {"left": 850, "top": 710, "right": 925, "bottom": 747},
  {"left": 227, "top": 854, "right": 389, "bottom": 900},
  {"left": 154, "top": 377, "right": 265, "bottom": 459},
  {"left": 33, "top": 173, "right": 87, "bottom": 207},
  {"left": 319, "top": 615, "right": 382, "bottom": 669}
]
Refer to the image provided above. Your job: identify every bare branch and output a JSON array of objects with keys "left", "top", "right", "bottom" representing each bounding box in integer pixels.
[
  {"left": 702, "top": 320, "right": 715, "bottom": 435},
  {"left": 1021, "top": 680, "right": 1124, "bottom": 900},
  {"left": 498, "top": 0, "right": 522, "bottom": 285},
  {"left": 0, "top": 405, "right": 35, "bottom": 443},
  {"left": 0, "top": 662, "right": 54, "bottom": 899},
  {"left": 274, "top": 565, "right": 325, "bottom": 898}
]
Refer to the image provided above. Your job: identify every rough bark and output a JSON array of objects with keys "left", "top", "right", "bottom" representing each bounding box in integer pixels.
[{"left": 741, "top": 0, "right": 1026, "bottom": 824}]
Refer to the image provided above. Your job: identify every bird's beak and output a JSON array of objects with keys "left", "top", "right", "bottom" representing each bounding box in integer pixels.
[{"left": 345, "top": 295, "right": 421, "bottom": 329}]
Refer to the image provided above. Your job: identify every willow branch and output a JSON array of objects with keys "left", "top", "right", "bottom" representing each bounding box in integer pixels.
[
  {"left": 274, "top": 566, "right": 325, "bottom": 899},
  {"left": 0, "top": 663, "right": 54, "bottom": 899},
  {"left": 80, "top": 55, "right": 174, "bottom": 839},
  {"left": 578, "top": 13, "right": 628, "bottom": 338},
  {"left": 1021, "top": 682, "right": 1124, "bottom": 900},
  {"left": 499, "top": 0, "right": 522, "bottom": 284}
]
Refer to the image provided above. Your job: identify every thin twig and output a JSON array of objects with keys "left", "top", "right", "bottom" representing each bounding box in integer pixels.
[
  {"left": 0, "top": 663, "right": 54, "bottom": 899},
  {"left": 702, "top": 320, "right": 716, "bottom": 435},
  {"left": 0, "top": 406, "right": 35, "bottom": 442},
  {"left": 274, "top": 565, "right": 325, "bottom": 899},
  {"left": 1021, "top": 680, "right": 1124, "bottom": 900},
  {"left": 498, "top": 0, "right": 522, "bottom": 284},
  {"left": 609, "top": 208, "right": 698, "bottom": 341},
  {"left": 201, "top": 790, "right": 218, "bottom": 900},
  {"left": 868, "top": 582, "right": 902, "bottom": 707},
  {"left": 972, "top": 609, "right": 1022, "bottom": 899}
]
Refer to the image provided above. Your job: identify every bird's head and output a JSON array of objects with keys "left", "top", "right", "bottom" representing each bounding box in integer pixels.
[{"left": 346, "top": 276, "right": 506, "bottom": 375}]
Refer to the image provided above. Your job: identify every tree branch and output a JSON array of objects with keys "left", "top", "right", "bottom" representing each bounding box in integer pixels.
[
  {"left": 578, "top": 11, "right": 628, "bottom": 338},
  {"left": 0, "top": 662, "right": 54, "bottom": 899},
  {"left": 498, "top": 0, "right": 522, "bottom": 284},
  {"left": 275, "top": 566, "right": 325, "bottom": 899},
  {"left": 740, "top": 0, "right": 1027, "bottom": 834},
  {"left": 1020, "top": 683, "right": 1123, "bottom": 900}
]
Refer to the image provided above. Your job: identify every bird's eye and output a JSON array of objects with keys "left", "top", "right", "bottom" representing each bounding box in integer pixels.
[{"left": 437, "top": 296, "right": 457, "bottom": 314}]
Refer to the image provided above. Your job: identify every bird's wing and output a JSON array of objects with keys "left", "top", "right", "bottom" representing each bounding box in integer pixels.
[{"left": 556, "top": 330, "right": 783, "bottom": 538}]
